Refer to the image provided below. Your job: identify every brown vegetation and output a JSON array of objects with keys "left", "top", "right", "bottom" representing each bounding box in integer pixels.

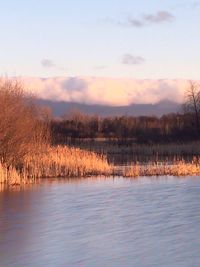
[
  {"left": 0, "top": 79, "right": 112, "bottom": 185},
  {"left": 0, "top": 79, "right": 49, "bottom": 167},
  {"left": 124, "top": 157, "right": 200, "bottom": 177},
  {"left": 0, "top": 145, "right": 112, "bottom": 185}
]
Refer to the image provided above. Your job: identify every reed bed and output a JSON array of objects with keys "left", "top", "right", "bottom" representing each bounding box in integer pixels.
[
  {"left": 124, "top": 157, "right": 200, "bottom": 177},
  {"left": 24, "top": 145, "right": 112, "bottom": 178},
  {"left": 0, "top": 163, "right": 23, "bottom": 185},
  {"left": 2, "top": 146, "right": 200, "bottom": 186},
  {"left": 0, "top": 145, "right": 112, "bottom": 185}
]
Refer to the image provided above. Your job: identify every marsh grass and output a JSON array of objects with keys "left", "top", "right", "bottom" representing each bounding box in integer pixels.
[
  {"left": 0, "top": 145, "right": 112, "bottom": 185},
  {"left": 24, "top": 145, "right": 112, "bottom": 179},
  {"left": 0, "top": 163, "right": 23, "bottom": 185},
  {"left": 124, "top": 157, "right": 200, "bottom": 177},
  {"left": 2, "top": 146, "right": 200, "bottom": 186}
]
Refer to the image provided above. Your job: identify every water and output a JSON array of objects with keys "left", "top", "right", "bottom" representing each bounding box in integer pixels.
[{"left": 1, "top": 176, "right": 200, "bottom": 267}]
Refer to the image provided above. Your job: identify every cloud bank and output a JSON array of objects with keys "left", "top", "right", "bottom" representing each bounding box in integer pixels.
[{"left": 20, "top": 76, "right": 191, "bottom": 106}]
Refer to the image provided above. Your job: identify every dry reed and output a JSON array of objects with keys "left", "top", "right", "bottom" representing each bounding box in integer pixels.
[
  {"left": 0, "top": 145, "right": 112, "bottom": 185},
  {"left": 24, "top": 145, "right": 112, "bottom": 178},
  {"left": 124, "top": 157, "right": 200, "bottom": 177},
  {"left": 2, "top": 147, "right": 200, "bottom": 186},
  {"left": 0, "top": 163, "right": 23, "bottom": 185}
]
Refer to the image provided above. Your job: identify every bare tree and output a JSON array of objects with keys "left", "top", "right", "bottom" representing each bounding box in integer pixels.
[
  {"left": 0, "top": 79, "right": 50, "bottom": 167},
  {"left": 183, "top": 81, "right": 200, "bottom": 133}
]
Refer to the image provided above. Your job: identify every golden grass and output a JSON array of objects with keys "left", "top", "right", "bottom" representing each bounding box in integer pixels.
[
  {"left": 0, "top": 163, "right": 23, "bottom": 185},
  {"left": 124, "top": 157, "right": 200, "bottom": 177},
  {"left": 2, "top": 145, "right": 200, "bottom": 186},
  {"left": 0, "top": 145, "right": 112, "bottom": 185},
  {"left": 24, "top": 145, "right": 112, "bottom": 178}
]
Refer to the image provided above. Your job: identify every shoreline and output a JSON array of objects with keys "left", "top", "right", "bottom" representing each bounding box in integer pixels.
[{"left": 1, "top": 156, "right": 200, "bottom": 187}]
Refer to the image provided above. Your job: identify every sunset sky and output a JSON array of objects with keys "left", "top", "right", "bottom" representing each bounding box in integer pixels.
[{"left": 0, "top": 1, "right": 199, "bottom": 104}]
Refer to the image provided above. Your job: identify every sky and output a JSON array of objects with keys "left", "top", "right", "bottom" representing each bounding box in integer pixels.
[{"left": 0, "top": 0, "right": 199, "bottom": 104}]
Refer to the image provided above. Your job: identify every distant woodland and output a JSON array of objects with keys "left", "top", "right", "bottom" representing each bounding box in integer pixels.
[
  {"left": 51, "top": 113, "right": 197, "bottom": 144},
  {"left": 51, "top": 81, "right": 200, "bottom": 144}
]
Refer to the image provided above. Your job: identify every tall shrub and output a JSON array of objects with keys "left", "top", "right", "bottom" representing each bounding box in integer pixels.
[{"left": 0, "top": 79, "right": 50, "bottom": 167}]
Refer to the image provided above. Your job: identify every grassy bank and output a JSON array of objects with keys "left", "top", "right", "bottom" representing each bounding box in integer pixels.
[
  {"left": 2, "top": 149, "right": 200, "bottom": 186},
  {"left": 124, "top": 157, "right": 200, "bottom": 177},
  {"left": 0, "top": 145, "right": 112, "bottom": 185}
]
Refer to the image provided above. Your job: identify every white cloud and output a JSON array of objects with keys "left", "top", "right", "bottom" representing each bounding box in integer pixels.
[{"left": 20, "top": 76, "right": 192, "bottom": 106}]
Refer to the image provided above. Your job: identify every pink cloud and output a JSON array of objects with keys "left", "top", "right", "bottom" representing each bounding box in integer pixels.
[{"left": 20, "top": 76, "right": 192, "bottom": 106}]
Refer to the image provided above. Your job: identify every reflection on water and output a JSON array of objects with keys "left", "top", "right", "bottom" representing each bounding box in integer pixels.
[{"left": 1, "top": 177, "right": 200, "bottom": 267}]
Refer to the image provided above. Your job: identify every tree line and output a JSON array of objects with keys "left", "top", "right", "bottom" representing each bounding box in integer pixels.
[{"left": 51, "top": 81, "right": 200, "bottom": 144}]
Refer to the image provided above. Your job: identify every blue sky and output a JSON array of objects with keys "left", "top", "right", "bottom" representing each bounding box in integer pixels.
[{"left": 0, "top": 0, "right": 199, "bottom": 79}]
